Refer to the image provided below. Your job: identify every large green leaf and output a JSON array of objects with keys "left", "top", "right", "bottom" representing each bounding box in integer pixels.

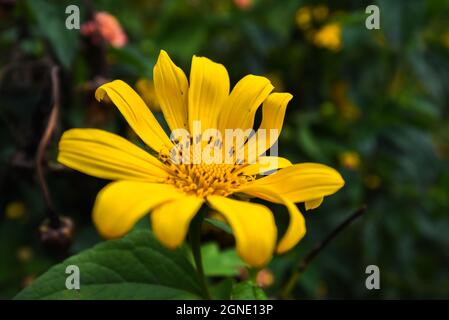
[
  {"left": 210, "top": 279, "right": 235, "bottom": 300},
  {"left": 15, "top": 230, "right": 203, "bottom": 299},
  {"left": 202, "top": 243, "right": 245, "bottom": 277},
  {"left": 231, "top": 281, "right": 267, "bottom": 300},
  {"left": 26, "top": 0, "right": 80, "bottom": 69}
]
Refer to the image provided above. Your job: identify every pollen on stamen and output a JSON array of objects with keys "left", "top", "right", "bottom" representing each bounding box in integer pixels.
[
  {"left": 158, "top": 148, "right": 253, "bottom": 197},
  {"left": 169, "top": 163, "right": 253, "bottom": 197},
  {"left": 158, "top": 134, "right": 256, "bottom": 197}
]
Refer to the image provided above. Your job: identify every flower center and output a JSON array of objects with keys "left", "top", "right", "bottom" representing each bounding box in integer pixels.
[
  {"left": 157, "top": 133, "right": 256, "bottom": 197},
  {"left": 165, "top": 162, "right": 253, "bottom": 197},
  {"left": 159, "top": 150, "right": 253, "bottom": 197}
]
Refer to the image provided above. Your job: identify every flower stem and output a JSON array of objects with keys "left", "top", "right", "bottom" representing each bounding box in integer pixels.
[
  {"left": 248, "top": 267, "right": 259, "bottom": 283},
  {"left": 190, "top": 211, "right": 211, "bottom": 300},
  {"left": 280, "top": 205, "right": 366, "bottom": 299}
]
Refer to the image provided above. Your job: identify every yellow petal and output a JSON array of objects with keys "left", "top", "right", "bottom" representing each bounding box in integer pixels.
[
  {"left": 58, "top": 129, "right": 168, "bottom": 181},
  {"left": 305, "top": 197, "right": 324, "bottom": 210},
  {"left": 93, "top": 181, "right": 185, "bottom": 238},
  {"left": 218, "top": 75, "right": 273, "bottom": 133},
  {"left": 239, "top": 163, "right": 344, "bottom": 203},
  {"left": 151, "top": 196, "right": 204, "bottom": 249},
  {"left": 153, "top": 50, "right": 189, "bottom": 131},
  {"left": 237, "top": 156, "right": 292, "bottom": 176},
  {"left": 243, "top": 92, "right": 293, "bottom": 158},
  {"left": 276, "top": 201, "right": 305, "bottom": 254},
  {"left": 237, "top": 186, "right": 306, "bottom": 254},
  {"left": 95, "top": 80, "right": 173, "bottom": 152},
  {"left": 188, "top": 55, "right": 230, "bottom": 131},
  {"left": 207, "top": 195, "right": 277, "bottom": 267}
]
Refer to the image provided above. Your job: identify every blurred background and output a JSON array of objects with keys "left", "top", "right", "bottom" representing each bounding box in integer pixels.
[{"left": 1, "top": 0, "right": 449, "bottom": 299}]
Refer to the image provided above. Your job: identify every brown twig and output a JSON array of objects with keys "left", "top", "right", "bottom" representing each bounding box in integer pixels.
[
  {"left": 280, "top": 205, "right": 367, "bottom": 299},
  {"left": 35, "top": 65, "right": 61, "bottom": 228},
  {"left": 10, "top": 157, "right": 69, "bottom": 171}
]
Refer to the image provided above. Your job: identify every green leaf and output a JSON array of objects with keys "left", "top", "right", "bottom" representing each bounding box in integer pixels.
[
  {"left": 15, "top": 230, "right": 203, "bottom": 299},
  {"left": 231, "top": 281, "right": 267, "bottom": 300},
  {"left": 202, "top": 242, "right": 245, "bottom": 277},
  {"left": 26, "top": 0, "right": 80, "bottom": 69},
  {"left": 297, "top": 125, "right": 326, "bottom": 161},
  {"left": 204, "top": 218, "right": 233, "bottom": 234},
  {"left": 210, "top": 278, "right": 235, "bottom": 300},
  {"left": 110, "top": 45, "right": 154, "bottom": 77}
]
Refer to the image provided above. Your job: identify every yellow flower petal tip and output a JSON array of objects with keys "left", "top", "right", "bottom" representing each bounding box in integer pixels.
[
  {"left": 94, "top": 83, "right": 108, "bottom": 102},
  {"left": 151, "top": 196, "right": 204, "bottom": 249},
  {"left": 58, "top": 50, "right": 345, "bottom": 266},
  {"left": 305, "top": 197, "right": 324, "bottom": 211},
  {"left": 159, "top": 49, "right": 169, "bottom": 58},
  {"left": 156, "top": 50, "right": 179, "bottom": 71},
  {"left": 207, "top": 195, "right": 276, "bottom": 268}
]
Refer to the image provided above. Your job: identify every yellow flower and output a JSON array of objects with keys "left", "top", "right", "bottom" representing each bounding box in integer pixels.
[
  {"left": 17, "top": 246, "right": 33, "bottom": 263},
  {"left": 314, "top": 23, "right": 342, "bottom": 51},
  {"left": 5, "top": 201, "right": 26, "bottom": 219},
  {"left": 339, "top": 151, "right": 360, "bottom": 170},
  {"left": 295, "top": 6, "right": 312, "bottom": 30},
  {"left": 57, "top": 50, "right": 344, "bottom": 267},
  {"left": 442, "top": 31, "right": 449, "bottom": 49},
  {"left": 135, "top": 78, "right": 161, "bottom": 112}
]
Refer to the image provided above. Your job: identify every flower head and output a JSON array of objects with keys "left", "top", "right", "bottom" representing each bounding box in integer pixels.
[
  {"left": 442, "top": 31, "right": 449, "bottom": 49},
  {"left": 339, "top": 151, "right": 361, "bottom": 170},
  {"left": 313, "top": 23, "right": 342, "bottom": 51},
  {"left": 295, "top": 5, "right": 329, "bottom": 30},
  {"left": 58, "top": 50, "right": 344, "bottom": 267},
  {"left": 233, "top": 0, "right": 252, "bottom": 10},
  {"left": 5, "top": 201, "right": 26, "bottom": 219},
  {"left": 81, "top": 11, "right": 127, "bottom": 48},
  {"left": 295, "top": 6, "right": 312, "bottom": 30}
]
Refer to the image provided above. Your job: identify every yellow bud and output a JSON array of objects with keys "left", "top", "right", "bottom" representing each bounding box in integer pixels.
[
  {"left": 17, "top": 246, "right": 33, "bottom": 263},
  {"left": 314, "top": 23, "right": 342, "bottom": 51},
  {"left": 5, "top": 201, "right": 26, "bottom": 219},
  {"left": 339, "top": 151, "right": 361, "bottom": 170},
  {"left": 295, "top": 6, "right": 312, "bottom": 30}
]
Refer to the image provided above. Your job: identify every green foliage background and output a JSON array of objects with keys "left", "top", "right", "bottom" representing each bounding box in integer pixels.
[{"left": 1, "top": 0, "right": 449, "bottom": 299}]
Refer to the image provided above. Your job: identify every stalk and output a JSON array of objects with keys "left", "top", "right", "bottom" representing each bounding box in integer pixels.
[{"left": 189, "top": 211, "right": 211, "bottom": 300}]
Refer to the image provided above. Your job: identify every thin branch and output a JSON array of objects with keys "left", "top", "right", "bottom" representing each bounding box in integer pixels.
[
  {"left": 299, "top": 205, "right": 367, "bottom": 270},
  {"left": 35, "top": 65, "right": 61, "bottom": 228},
  {"left": 280, "top": 205, "right": 367, "bottom": 299},
  {"left": 189, "top": 209, "right": 212, "bottom": 300},
  {"left": 10, "top": 156, "right": 69, "bottom": 172}
]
